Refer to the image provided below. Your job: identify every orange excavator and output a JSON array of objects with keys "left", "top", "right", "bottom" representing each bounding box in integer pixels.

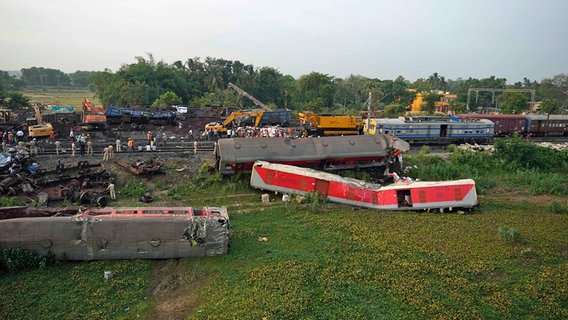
[{"left": 82, "top": 98, "right": 107, "bottom": 130}]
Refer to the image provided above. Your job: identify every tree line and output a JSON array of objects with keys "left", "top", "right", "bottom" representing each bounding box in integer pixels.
[{"left": 1, "top": 55, "right": 567, "bottom": 116}]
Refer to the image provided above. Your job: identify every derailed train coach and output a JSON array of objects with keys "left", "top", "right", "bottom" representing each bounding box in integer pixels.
[
  {"left": 0, "top": 207, "right": 230, "bottom": 260},
  {"left": 215, "top": 134, "right": 411, "bottom": 175},
  {"left": 250, "top": 161, "right": 479, "bottom": 212}
]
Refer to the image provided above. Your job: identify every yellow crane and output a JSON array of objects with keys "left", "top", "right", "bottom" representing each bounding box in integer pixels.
[{"left": 298, "top": 111, "right": 364, "bottom": 136}]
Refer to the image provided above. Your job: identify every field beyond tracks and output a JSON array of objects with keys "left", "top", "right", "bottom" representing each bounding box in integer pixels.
[{"left": 23, "top": 88, "right": 100, "bottom": 107}]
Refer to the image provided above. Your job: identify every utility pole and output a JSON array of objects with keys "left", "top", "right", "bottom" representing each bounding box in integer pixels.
[{"left": 366, "top": 92, "right": 372, "bottom": 134}]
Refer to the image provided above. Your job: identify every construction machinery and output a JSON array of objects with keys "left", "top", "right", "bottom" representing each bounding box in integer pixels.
[
  {"left": 205, "top": 109, "right": 264, "bottom": 133},
  {"left": 28, "top": 106, "right": 54, "bottom": 138},
  {"left": 298, "top": 111, "right": 364, "bottom": 136},
  {"left": 82, "top": 98, "right": 107, "bottom": 130},
  {"left": 228, "top": 82, "right": 271, "bottom": 110}
]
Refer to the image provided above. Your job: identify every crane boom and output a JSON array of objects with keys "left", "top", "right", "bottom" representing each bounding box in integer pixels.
[{"left": 228, "top": 82, "right": 271, "bottom": 110}]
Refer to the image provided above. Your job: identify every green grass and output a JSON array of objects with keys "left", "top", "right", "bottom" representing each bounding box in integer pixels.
[
  {"left": 1, "top": 195, "right": 566, "bottom": 319},
  {"left": 23, "top": 88, "right": 100, "bottom": 108}
]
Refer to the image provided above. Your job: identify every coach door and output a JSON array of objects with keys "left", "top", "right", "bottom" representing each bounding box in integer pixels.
[
  {"left": 314, "top": 179, "right": 330, "bottom": 198},
  {"left": 440, "top": 124, "right": 448, "bottom": 138}
]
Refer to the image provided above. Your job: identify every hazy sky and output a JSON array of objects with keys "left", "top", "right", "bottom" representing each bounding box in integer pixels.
[{"left": 1, "top": 0, "right": 566, "bottom": 83}]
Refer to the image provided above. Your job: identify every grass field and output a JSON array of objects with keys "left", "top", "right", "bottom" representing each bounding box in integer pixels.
[
  {"left": 0, "top": 185, "right": 566, "bottom": 319},
  {"left": 0, "top": 126, "right": 567, "bottom": 319},
  {"left": 23, "top": 88, "right": 101, "bottom": 108}
]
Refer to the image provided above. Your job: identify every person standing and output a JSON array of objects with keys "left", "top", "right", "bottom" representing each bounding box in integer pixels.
[
  {"left": 71, "top": 141, "right": 76, "bottom": 157},
  {"left": 108, "top": 144, "right": 114, "bottom": 159},
  {"left": 115, "top": 138, "right": 121, "bottom": 152},
  {"left": 102, "top": 146, "right": 109, "bottom": 161},
  {"left": 79, "top": 138, "right": 86, "bottom": 157},
  {"left": 1, "top": 140, "right": 5, "bottom": 153},
  {"left": 87, "top": 137, "right": 93, "bottom": 155},
  {"left": 16, "top": 129, "right": 24, "bottom": 143},
  {"left": 107, "top": 181, "right": 116, "bottom": 200},
  {"left": 127, "top": 138, "right": 134, "bottom": 151},
  {"left": 69, "top": 129, "right": 74, "bottom": 141},
  {"left": 54, "top": 140, "right": 62, "bottom": 155},
  {"left": 147, "top": 131, "right": 153, "bottom": 145},
  {"left": 49, "top": 130, "right": 54, "bottom": 140},
  {"left": 29, "top": 138, "right": 38, "bottom": 155}
]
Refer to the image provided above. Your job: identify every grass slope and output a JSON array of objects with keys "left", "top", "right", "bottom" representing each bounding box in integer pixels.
[{"left": 1, "top": 195, "right": 566, "bottom": 319}]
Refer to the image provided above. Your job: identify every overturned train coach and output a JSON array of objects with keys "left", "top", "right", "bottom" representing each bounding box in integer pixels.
[
  {"left": 0, "top": 207, "right": 230, "bottom": 260},
  {"left": 251, "top": 161, "right": 478, "bottom": 212},
  {"left": 215, "top": 134, "right": 410, "bottom": 175}
]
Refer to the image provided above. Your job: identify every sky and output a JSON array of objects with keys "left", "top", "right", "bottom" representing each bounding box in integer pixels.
[{"left": 1, "top": 0, "right": 567, "bottom": 84}]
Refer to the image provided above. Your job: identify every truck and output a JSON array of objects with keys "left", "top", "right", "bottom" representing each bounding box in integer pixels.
[{"left": 298, "top": 111, "right": 364, "bottom": 136}]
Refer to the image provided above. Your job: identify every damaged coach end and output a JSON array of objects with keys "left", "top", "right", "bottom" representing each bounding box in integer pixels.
[
  {"left": 215, "top": 134, "right": 410, "bottom": 176},
  {"left": 0, "top": 207, "right": 230, "bottom": 260},
  {"left": 250, "top": 161, "right": 478, "bottom": 213}
]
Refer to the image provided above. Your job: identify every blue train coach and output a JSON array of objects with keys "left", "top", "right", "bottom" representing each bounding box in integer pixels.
[{"left": 364, "top": 116, "right": 494, "bottom": 144}]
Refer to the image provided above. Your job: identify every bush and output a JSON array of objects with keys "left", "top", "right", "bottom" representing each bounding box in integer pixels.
[
  {"left": 547, "top": 201, "right": 566, "bottom": 214},
  {"left": 499, "top": 225, "right": 522, "bottom": 244},
  {"left": 119, "top": 178, "right": 150, "bottom": 198},
  {"left": 0, "top": 248, "right": 56, "bottom": 274},
  {"left": 507, "top": 171, "right": 567, "bottom": 195}
]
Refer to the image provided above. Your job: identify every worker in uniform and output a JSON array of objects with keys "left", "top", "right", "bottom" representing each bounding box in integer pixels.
[
  {"left": 127, "top": 138, "right": 134, "bottom": 151},
  {"left": 49, "top": 130, "right": 54, "bottom": 140},
  {"left": 108, "top": 144, "right": 114, "bottom": 159},
  {"left": 54, "top": 140, "right": 62, "bottom": 155},
  {"left": 147, "top": 131, "right": 153, "bottom": 145},
  {"left": 79, "top": 138, "right": 86, "bottom": 157},
  {"left": 28, "top": 138, "right": 36, "bottom": 155},
  {"left": 193, "top": 141, "right": 197, "bottom": 155},
  {"left": 87, "top": 136, "right": 93, "bottom": 155},
  {"left": 102, "top": 146, "right": 109, "bottom": 161},
  {"left": 107, "top": 181, "right": 116, "bottom": 200},
  {"left": 115, "top": 138, "right": 121, "bottom": 152},
  {"left": 29, "top": 138, "right": 38, "bottom": 155},
  {"left": 71, "top": 141, "right": 76, "bottom": 157}
]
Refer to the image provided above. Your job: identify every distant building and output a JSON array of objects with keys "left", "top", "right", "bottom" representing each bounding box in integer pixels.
[{"left": 407, "top": 91, "right": 456, "bottom": 114}]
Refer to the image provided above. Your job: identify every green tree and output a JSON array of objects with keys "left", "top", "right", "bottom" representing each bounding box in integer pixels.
[
  {"left": 69, "top": 70, "right": 95, "bottom": 88},
  {"left": 540, "top": 98, "right": 559, "bottom": 136},
  {"left": 5, "top": 92, "right": 30, "bottom": 109},
  {"left": 21, "top": 67, "right": 71, "bottom": 87},
  {"left": 153, "top": 91, "right": 182, "bottom": 106},
  {"left": 427, "top": 72, "right": 447, "bottom": 91},
  {"left": 423, "top": 92, "right": 442, "bottom": 113},
  {"left": 295, "top": 72, "right": 336, "bottom": 112},
  {"left": 254, "top": 67, "right": 285, "bottom": 107},
  {"left": 497, "top": 92, "right": 529, "bottom": 114},
  {"left": 383, "top": 103, "right": 405, "bottom": 118},
  {"left": 540, "top": 74, "right": 568, "bottom": 112}
]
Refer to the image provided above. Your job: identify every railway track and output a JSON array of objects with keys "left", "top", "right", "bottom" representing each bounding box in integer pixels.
[{"left": 29, "top": 141, "right": 217, "bottom": 157}]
